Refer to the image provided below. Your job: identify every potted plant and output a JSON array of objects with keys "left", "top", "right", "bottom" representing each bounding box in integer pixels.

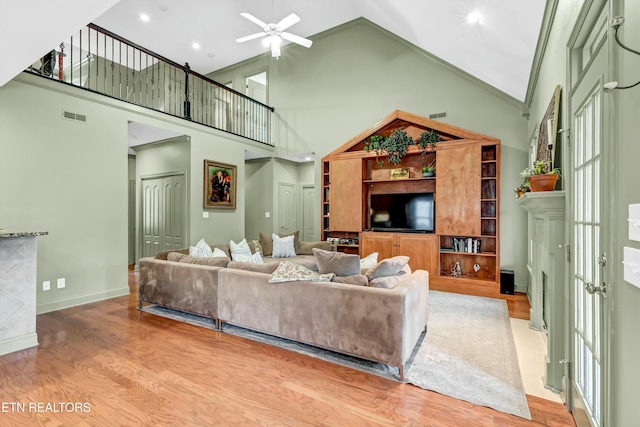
[
  {"left": 417, "top": 130, "right": 441, "bottom": 155},
  {"left": 514, "top": 181, "right": 530, "bottom": 198},
  {"left": 526, "top": 160, "right": 560, "bottom": 192},
  {"left": 421, "top": 159, "right": 436, "bottom": 177},
  {"left": 363, "top": 129, "right": 415, "bottom": 165}
]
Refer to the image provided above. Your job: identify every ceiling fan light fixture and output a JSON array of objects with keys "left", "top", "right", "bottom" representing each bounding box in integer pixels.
[{"left": 236, "top": 12, "right": 312, "bottom": 58}]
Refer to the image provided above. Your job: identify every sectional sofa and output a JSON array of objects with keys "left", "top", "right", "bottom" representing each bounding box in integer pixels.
[{"left": 137, "top": 239, "right": 430, "bottom": 380}]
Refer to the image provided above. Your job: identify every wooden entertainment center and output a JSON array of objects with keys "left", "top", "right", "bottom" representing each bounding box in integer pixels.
[{"left": 321, "top": 110, "right": 502, "bottom": 296}]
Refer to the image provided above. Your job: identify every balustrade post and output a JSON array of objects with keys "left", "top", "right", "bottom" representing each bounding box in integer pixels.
[{"left": 183, "top": 62, "right": 191, "bottom": 120}]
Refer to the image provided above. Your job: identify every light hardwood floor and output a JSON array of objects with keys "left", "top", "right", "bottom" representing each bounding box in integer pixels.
[{"left": 0, "top": 269, "right": 575, "bottom": 426}]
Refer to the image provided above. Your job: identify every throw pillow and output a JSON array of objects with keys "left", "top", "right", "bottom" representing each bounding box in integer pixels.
[
  {"left": 368, "top": 264, "right": 412, "bottom": 289},
  {"left": 259, "top": 231, "right": 300, "bottom": 256},
  {"left": 189, "top": 238, "right": 213, "bottom": 258},
  {"left": 360, "top": 252, "right": 379, "bottom": 269},
  {"left": 268, "top": 261, "right": 334, "bottom": 283},
  {"left": 168, "top": 252, "right": 230, "bottom": 267},
  {"left": 230, "top": 239, "right": 252, "bottom": 261},
  {"left": 212, "top": 247, "right": 228, "bottom": 258},
  {"left": 313, "top": 248, "right": 360, "bottom": 276},
  {"left": 365, "top": 256, "right": 410, "bottom": 280},
  {"left": 331, "top": 274, "right": 369, "bottom": 286},
  {"left": 167, "top": 252, "right": 188, "bottom": 262},
  {"left": 232, "top": 252, "right": 264, "bottom": 264},
  {"left": 272, "top": 233, "right": 297, "bottom": 258},
  {"left": 249, "top": 239, "right": 263, "bottom": 256}
]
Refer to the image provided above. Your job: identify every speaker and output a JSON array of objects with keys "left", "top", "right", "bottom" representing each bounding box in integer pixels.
[{"left": 500, "top": 270, "right": 515, "bottom": 295}]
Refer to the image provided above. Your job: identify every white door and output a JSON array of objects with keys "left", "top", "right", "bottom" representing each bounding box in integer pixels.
[
  {"left": 301, "top": 185, "right": 316, "bottom": 242},
  {"left": 568, "top": 7, "right": 610, "bottom": 426},
  {"left": 278, "top": 182, "right": 296, "bottom": 234},
  {"left": 141, "top": 174, "right": 187, "bottom": 259}
]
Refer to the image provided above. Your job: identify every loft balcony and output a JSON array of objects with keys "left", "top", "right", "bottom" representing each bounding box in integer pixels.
[{"left": 25, "top": 23, "right": 274, "bottom": 146}]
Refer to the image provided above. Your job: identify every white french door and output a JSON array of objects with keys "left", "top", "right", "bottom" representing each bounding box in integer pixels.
[{"left": 571, "top": 83, "right": 606, "bottom": 427}]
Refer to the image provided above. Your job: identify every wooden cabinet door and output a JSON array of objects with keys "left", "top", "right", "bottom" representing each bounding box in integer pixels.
[
  {"left": 396, "top": 233, "right": 439, "bottom": 274},
  {"left": 329, "top": 158, "right": 362, "bottom": 231},
  {"left": 360, "top": 232, "right": 394, "bottom": 261},
  {"left": 436, "top": 145, "right": 481, "bottom": 236}
]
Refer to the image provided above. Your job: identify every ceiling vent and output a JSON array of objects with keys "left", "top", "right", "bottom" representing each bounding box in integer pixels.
[
  {"left": 429, "top": 111, "right": 447, "bottom": 120},
  {"left": 62, "top": 110, "right": 87, "bottom": 123}
]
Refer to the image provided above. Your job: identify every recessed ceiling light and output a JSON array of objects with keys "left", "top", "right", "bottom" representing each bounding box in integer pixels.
[
  {"left": 140, "top": 14, "right": 150, "bottom": 22},
  {"left": 467, "top": 11, "right": 481, "bottom": 24},
  {"left": 192, "top": 42, "right": 201, "bottom": 50}
]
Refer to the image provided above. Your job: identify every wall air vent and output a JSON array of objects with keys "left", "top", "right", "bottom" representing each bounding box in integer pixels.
[
  {"left": 429, "top": 112, "right": 447, "bottom": 119},
  {"left": 62, "top": 110, "right": 87, "bottom": 123}
]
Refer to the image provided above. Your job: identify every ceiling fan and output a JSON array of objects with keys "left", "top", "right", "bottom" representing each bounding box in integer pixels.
[{"left": 236, "top": 12, "right": 313, "bottom": 58}]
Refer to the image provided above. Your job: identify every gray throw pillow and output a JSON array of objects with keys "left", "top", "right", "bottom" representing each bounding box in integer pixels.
[
  {"left": 365, "top": 256, "right": 410, "bottom": 280},
  {"left": 368, "top": 264, "right": 412, "bottom": 288},
  {"left": 313, "top": 248, "right": 360, "bottom": 276}
]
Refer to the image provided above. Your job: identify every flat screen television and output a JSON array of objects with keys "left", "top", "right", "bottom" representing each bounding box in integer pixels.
[{"left": 370, "top": 193, "right": 435, "bottom": 232}]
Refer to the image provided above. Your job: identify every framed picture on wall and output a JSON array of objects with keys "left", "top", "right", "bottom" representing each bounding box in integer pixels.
[{"left": 203, "top": 160, "right": 237, "bottom": 209}]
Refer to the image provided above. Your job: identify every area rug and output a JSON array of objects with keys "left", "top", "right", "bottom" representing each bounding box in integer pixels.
[
  {"left": 407, "top": 291, "right": 531, "bottom": 419},
  {"left": 139, "top": 290, "right": 530, "bottom": 419}
]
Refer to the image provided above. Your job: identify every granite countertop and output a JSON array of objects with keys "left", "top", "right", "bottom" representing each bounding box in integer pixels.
[{"left": 0, "top": 231, "right": 49, "bottom": 238}]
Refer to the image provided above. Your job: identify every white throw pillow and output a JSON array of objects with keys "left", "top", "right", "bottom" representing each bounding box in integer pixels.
[
  {"left": 272, "top": 233, "right": 296, "bottom": 258},
  {"left": 233, "top": 252, "right": 264, "bottom": 264},
  {"left": 360, "top": 252, "right": 379, "bottom": 269},
  {"left": 189, "top": 238, "right": 213, "bottom": 258},
  {"left": 230, "top": 239, "right": 252, "bottom": 261},
  {"left": 212, "top": 247, "right": 228, "bottom": 258}
]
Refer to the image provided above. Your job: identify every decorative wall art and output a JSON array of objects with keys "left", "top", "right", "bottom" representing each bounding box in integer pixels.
[
  {"left": 536, "top": 85, "right": 562, "bottom": 169},
  {"left": 203, "top": 160, "right": 237, "bottom": 209}
]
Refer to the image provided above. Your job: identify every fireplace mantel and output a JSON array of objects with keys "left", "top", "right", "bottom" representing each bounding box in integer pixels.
[
  {"left": 517, "top": 191, "right": 566, "bottom": 218},
  {"left": 517, "top": 191, "right": 566, "bottom": 392}
]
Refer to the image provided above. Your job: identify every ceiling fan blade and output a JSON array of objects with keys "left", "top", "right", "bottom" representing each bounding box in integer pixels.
[
  {"left": 281, "top": 32, "right": 313, "bottom": 48},
  {"left": 277, "top": 13, "right": 301, "bottom": 31},
  {"left": 240, "top": 12, "right": 269, "bottom": 31},
  {"left": 271, "top": 39, "right": 281, "bottom": 58},
  {"left": 235, "top": 32, "right": 267, "bottom": 43}
]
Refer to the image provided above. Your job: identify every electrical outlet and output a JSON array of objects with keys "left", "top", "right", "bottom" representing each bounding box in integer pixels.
[
  {"left": 43, "top": 281, "right": 51, "bottom": 291},
  {"left": 57, "top": 278, "right": 66, "bottom": 289}
]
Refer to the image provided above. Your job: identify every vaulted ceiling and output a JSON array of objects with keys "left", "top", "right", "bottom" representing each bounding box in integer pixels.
[{"left": 1, "top": 0, "right": 545, "bottom": 102}]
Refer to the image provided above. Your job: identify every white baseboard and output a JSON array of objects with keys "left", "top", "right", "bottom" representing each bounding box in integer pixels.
[
  {"left": 0, "top": 333, "right": 38, "bottom": 356},
  {"left": 36, "top": 287, "right": 130, "bottom": 314}
]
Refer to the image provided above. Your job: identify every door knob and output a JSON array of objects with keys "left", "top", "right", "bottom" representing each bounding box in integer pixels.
[{"left": 585, "top": 281, "right": 607, "bottom": 295}]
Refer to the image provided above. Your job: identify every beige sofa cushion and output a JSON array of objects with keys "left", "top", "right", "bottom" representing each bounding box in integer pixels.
[
  {"left": 167, "top": 252, "right": 230, "bottom": 267},
  {"left": 313, "top": 248, "right": 360, "bottom": 276},
  {"left": 260, "top": 231, "right": 300, "bottom": 256},
  {"left": 365, "top": 256, "right": 410, "bottom": 281},
  {"left": 331, "top": 274, "right": 369, "bottom": 286},
  {"left": 298, "top": 241, "right": 332, "bottom": 255},
  {"left": 227, "top": 261, "right": 279, "bottom": 274}
]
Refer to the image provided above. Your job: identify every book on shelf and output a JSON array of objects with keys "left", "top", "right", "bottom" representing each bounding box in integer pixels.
[{"left": 450, "top": 237, "right": 482, "bottom": 254}]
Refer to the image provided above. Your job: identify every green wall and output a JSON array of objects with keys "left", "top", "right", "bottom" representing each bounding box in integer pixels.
[
  {"left": 211, "top": 18, "right": 530, "bottom": 288},
  {"left": 245, "top": 159, "right": 274, "bottom": 241},
  {"left": 613, "top": 0, "right": 640, "bottom": 423},
  {"left": 0, "top": 77, "right": 130, "bottom": 313},
  {"left": 0, "top": 73, "right": 272, "bottom": 312}
]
